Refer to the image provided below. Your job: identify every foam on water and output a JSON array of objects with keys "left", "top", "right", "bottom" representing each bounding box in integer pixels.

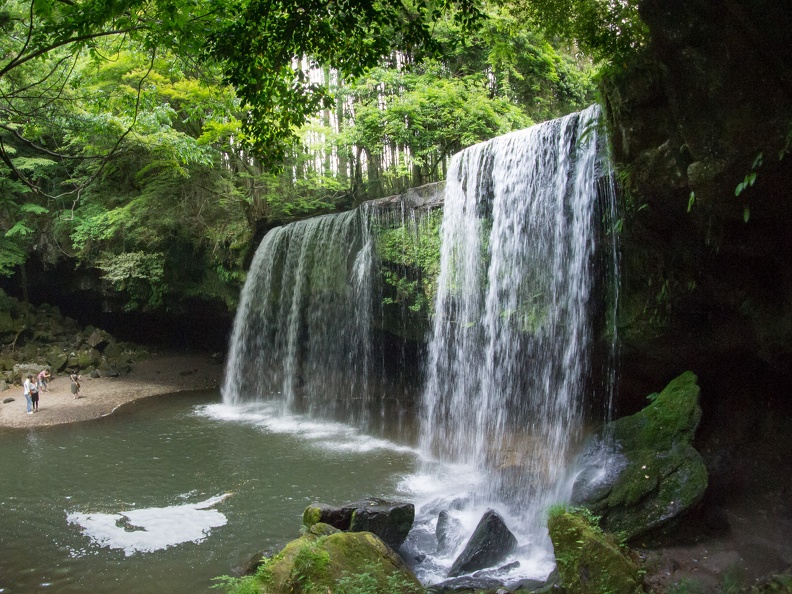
[
  {"left": 198, "top": 403, "right": 418, "bottom": 456},
  {"left": 67, "top": 494, "right": 231, "bottom": 556}
]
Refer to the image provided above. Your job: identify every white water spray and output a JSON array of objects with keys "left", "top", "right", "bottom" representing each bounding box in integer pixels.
[
  {"left": 412, "top": 105, "right": 616, "bottom": 581},
  {"left": 221, "top": 105, "right": 618, "bottom": 584}
]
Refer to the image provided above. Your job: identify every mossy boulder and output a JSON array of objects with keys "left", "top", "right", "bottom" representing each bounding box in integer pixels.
[
  {"left": 77, "top": 348, "right": 102, "bottom": 369},
  {"left": 256, "top": 522, "right": 423, "bottom": 594},
  {"left": 548, "top": 508, "right": 643, "bottom": 594},
  {"left": 571, "top": 372, "right": 708, "bottom": 541},
  {"left": 46, "top": 349, "right": 70, "bottom": 373},
  {"left": 303, "top": 498, "right": 415, "bottom": 551},
  {"left": 87, "top": 329, "right": 112, "bottom": 350},
  {"left": 0, "top": 310, "right": 16, "bottom": 335}
]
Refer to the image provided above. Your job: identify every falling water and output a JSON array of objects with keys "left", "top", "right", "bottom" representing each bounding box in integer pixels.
[
  {"left": 221, "top": 190, "right": 442, "bottom": 432},
  {"left": 222, "top": 210, "right": 377, "bottom": 423},
  {"left": 222, "top": 105, "right": 618, "bottom": 583},
  {"left": 413, "top": 104, "right": 617, "bottom": 576}
]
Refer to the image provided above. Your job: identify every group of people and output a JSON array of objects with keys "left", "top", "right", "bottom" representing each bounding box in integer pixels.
[{"left": 21, "top": 370, "right": 81, "bottom": 415}]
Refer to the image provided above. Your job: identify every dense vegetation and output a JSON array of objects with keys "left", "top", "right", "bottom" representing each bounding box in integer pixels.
[{"left": 0, "top": 0, "right": 602, "bottom": 313}]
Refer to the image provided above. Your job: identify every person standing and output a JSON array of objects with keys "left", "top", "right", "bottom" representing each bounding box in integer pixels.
[
  {"left": 70, "top": 373, "right": 81, "bottom": 399},
  {"left": 31, "top": 376, "right": 40, "bottom": 411},
  {"left": 38, "top": 368, "right": 51, "bottom": 392},
  {"left": 23, "top": 375, "right": 35, "bottom": 414}
]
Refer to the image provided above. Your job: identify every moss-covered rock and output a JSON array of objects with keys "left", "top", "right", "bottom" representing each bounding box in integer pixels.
[
  {"left": 0, "top": 292, "right": 139, "bottom": 375},
  {"left": 303, "top": 498, "right": 415, "bottom": 551},
  {"left": 547, "top": 507, "right": 643, "bottom": 594},
  {"left": 256, "top": 523, "right": 423, "bottom": 594},
  {"left": 572, "top": 372, "right": 708, "bottom": 541},
  {"left": 610, "top": 371, "right": 702, "bottom": 451},
  {"left": 0, "top": 310, "right": 16, "bottom": 335}
]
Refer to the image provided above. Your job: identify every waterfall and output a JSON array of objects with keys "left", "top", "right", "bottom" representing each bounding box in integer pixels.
[
  {"left": 412, "top": 104, "right": 617, "bottom": 577},
  {"left": 222, "top": 104, "right": 618, "bottom": 582},
  {"left": 221, "top": 191, "right": 442, "bottom": 433},
  {"left": 221, "top": 210, "right": 378, "bottom": 423}
]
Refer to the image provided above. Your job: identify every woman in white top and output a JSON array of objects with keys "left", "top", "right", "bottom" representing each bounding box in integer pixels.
[{"left": 22, "top": 375, "right": 35, "bottom": 414}]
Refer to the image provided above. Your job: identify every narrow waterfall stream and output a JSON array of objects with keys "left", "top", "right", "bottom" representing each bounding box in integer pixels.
[{"left": 221, "top": 105, "right": 617, "bottom": 585}]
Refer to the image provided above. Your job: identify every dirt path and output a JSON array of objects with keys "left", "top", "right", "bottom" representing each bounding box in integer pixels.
[{"left": 0, "top": 352, "right": 225, "bottom": 429}]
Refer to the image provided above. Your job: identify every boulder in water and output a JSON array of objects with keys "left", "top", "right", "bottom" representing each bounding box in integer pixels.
[
  {"left": 427, "top": 575, "right": 504, "bottom": 592},
  {"left": 303, "top": 498, "right": 415, "bottom": 551},
  {"left": 256, "top": 522, "right": 421, "bottom": 594},
  {"left": 447, "top": 509, "right": 517, "bottom": 577},
  {"left": 436, "top": 510, "right": 465, "bottom": 555},
  {"left": 571, "top": 371, "right": 708, "bottom": 541},
  {"left": 547, "top": 507, "right": 642, "bottom": 594}
]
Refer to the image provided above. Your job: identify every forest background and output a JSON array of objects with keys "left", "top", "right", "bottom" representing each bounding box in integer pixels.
[{"left": 0, "top": 0, "right": 636, "bottom": 327}]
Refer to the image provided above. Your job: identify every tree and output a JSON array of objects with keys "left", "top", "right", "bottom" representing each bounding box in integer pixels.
[
  {"left": 1, "top": 0, "right": 484, "bottom": 184},
  {"left": 509, "top": 0, "right": 648, "bottom": 62}
]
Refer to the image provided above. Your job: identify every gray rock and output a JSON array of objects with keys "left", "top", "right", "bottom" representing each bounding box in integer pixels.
[
  {"left": 12, "top": 363, "right": 47, "bottom": 382},
  {"left": 427, "top": 576, "right": 504, "bottom": 593},
  {"left": 436, "top": 510, "right": 465, "bottom": 555},
  {"left": 350, "top": 499, "right": 415, "bottom": 551},
  {"left": 3, "top": 397, "right": 14, "bottom": 403},
  {"left": 507, "top": 577, "right": 548, "bottom": 592},
  {"left": 87, "top": 329, "right": 113, "bottom": 351},
  {"left": 303, "top": 498, "right": 415, "bottom": 551},
  {"left": 447, "top": 510, "right": 517, "bottom": 577},
  {"left": 472, "top": 560, "right": 520, "bottom": 577},
  {"left": 97, "top": 360, "right": 119, "bottom": 377},
  {"left": 103, "top": 341, "right": 122, "bottom": 360}
]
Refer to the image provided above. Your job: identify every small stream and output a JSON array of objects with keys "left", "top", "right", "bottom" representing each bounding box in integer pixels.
[{"left": 0, "top": 390, "right": 418, "bottom": 594}]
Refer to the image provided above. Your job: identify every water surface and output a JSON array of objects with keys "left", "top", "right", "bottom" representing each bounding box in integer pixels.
[{"left": 0, "top": 390, "right": 417, "bottom": 593}]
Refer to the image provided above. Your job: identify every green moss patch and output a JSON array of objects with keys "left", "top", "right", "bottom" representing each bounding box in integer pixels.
[
  {"left": 574, "top": 372, "right": 708, "bottom": 541},
  {"left": 254, "top": 526, "right": 423, "bottom": 594},
  {"left": 548, "top": 507, "right": 643, "bottom": 594}
]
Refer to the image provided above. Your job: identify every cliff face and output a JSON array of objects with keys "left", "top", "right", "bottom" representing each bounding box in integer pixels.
[{"left": 605, "top": 0, "right": 792, "bottom": 499}]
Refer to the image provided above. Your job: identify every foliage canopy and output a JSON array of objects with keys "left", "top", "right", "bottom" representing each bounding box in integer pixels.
[{"left": 0, "top": 0, "right": 600, "bottom": 311}]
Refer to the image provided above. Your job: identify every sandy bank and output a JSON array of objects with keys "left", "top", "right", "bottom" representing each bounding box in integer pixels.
[{"left": 0, "top": 353, "right": 225, "bottom": 429}]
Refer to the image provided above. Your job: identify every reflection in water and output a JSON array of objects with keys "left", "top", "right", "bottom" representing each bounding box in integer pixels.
[{"left": 67, "top": 494, "right": 231, "bottom": 556}]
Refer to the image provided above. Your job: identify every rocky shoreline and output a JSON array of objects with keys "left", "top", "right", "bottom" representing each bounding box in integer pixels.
[
  {"left": 0, "top": 289, "right": 225, "bottom": 429},
  {"left": 0, "top": 352, "right": 224, "bottom": 429}
]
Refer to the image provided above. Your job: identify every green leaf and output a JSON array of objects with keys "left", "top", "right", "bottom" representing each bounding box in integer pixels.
[
  {"left": 18, "top": 203, "right": 50, "bottom": 215},
  {"left": 743, "top": 206, "right": 750, "bottom": 223},
  {"left": 5, "top": 222, "right": 34, "bottom": 237},
  {"left": 687, "top": 191, "right": 695, "bottom": 212}
]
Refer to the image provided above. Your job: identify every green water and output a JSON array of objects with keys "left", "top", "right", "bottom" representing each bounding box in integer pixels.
[{"left": 0, "top": 390, "right": 417, "bottom": 593}]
